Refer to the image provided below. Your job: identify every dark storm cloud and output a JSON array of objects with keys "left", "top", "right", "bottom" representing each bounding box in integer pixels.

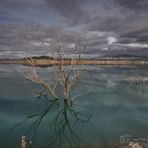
[
  {"left": 82, "top": 0, "right": 148, "bottom": 47},
  {"left": 0, "top": 0, "right": 90, "bottom": 25},
  {"left": 0, "top": 0, "right": 58, "bottom": 25},
  {"left": 109, "top": 0, "right": 148, "bottom": 44},
  {"left": 115, "top": 16, "right": 148, "bottom": 44},
  {"left": 0, "top": 0, "right": 148, "bottom": 58},
  {"left": 0, "top": 24, "right": 62, "bottom": 44},
  {"left": 114, "top": 0, "right": 148, "bottom": 12},
  {"left": 87, "top": 15, "right": 148, "bottom": 45},
  {"left": 87, "top": 17, "right": 125, "bottom": 32},
  {"left": 45, "top": 0, "right": 89, "bottom": 25},
  {"left": 0, "top": 24, "right": 64, "bottom": 58}
]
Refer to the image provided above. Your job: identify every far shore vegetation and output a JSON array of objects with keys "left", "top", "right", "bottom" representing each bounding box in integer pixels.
[{"left": 0, "top": 56, "right": 148, "bottom": 67}]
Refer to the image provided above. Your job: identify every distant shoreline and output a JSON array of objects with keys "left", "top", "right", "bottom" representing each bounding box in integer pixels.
[{"left": 0, "top": 56, "right": 148, "bottom": 67}]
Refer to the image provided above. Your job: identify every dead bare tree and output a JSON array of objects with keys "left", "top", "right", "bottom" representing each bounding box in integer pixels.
[
  {"left": 24, "top": 33, "right": 87, "bottom": 102},
  {"left": 53, "top": 35, "right": 85, "bottom": 101},
  {"left": 15, "top": 32, "right": 91, "bottom": 147},
  {"left": 24, "top": 58, "right": 58, "bottom": 100}
]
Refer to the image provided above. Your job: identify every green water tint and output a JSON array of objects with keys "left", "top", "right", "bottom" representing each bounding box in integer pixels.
[
  {"left": 10, "top": 99, "right": 91, "bottom": 148},
  {"left": 1, "top": 65, "right": 148, "bottom": 148}
]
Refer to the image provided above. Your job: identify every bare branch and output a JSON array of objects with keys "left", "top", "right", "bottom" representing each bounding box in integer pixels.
[{"left": 24, "top": 58, "right": 58, "bottom": 100}]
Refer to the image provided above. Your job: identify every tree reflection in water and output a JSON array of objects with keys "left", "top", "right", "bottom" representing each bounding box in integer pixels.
[{"left": 10, "top": 96, "right": 91, "bottom": 148}]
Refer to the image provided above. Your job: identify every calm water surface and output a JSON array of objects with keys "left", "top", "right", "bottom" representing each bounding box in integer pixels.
[{"left": 0, "top": 65, "right": 148, "bottom": 148}]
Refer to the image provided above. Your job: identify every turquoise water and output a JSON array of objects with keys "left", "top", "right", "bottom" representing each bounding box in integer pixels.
[{"left": 0, "top": 65, "right": 148, "bottom": 148}]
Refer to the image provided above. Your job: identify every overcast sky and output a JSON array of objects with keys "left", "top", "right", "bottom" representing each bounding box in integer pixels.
[{"left": 0, "top": 0, "right": 148, "bottom": 58}]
